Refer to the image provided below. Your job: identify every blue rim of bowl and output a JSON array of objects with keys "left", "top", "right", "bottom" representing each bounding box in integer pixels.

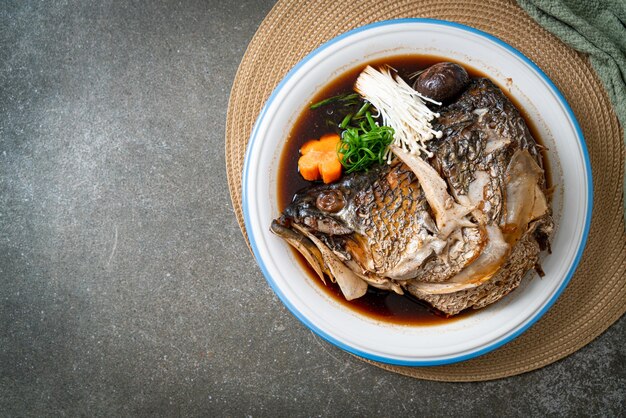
[{"left": 241, "top": 18, "right": 593, "bottom": 366}]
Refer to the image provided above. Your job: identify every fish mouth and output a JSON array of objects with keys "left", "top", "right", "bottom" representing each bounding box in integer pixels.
[
  {"left": 270, "top": 220, "right": 370, "bottom": 300},
  {"left": 270, "top": 220, "right": 329, "bottom": 285}
]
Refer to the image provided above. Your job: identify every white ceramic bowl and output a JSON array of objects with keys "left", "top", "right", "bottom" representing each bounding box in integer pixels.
[{"left": 242, "top": 19, "right": 592, "bottom": 365}]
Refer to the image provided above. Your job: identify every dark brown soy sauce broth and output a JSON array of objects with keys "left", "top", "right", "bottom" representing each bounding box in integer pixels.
[{"left": 277, "top": 54, "right": 548, "bottom": 326}]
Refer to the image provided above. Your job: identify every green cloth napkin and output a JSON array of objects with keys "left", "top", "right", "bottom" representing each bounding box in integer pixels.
[{"left": 517, "top": 0, "right": 626, "bottom": 224}]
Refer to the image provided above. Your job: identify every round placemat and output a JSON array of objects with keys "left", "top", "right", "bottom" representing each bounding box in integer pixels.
[{"left": 225, "top": 0, "right": 625, "bottom": 381}]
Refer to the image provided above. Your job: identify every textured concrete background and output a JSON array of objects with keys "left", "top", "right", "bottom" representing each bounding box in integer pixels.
[{"left": 1, "top": 0, "right": 624, "bottom": 416}]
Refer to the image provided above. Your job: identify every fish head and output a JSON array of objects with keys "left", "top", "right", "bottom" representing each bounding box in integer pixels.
[{"left": 280, "top": 182, "right": 357, "bottom": 236}]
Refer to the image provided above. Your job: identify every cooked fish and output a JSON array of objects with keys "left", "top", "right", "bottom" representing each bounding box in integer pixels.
[
  {"left": 272, "top": 161, "right": 444, "bottom": 299},
  {"left": 271, "top": 78, "right": 553, "bottom": 315}
]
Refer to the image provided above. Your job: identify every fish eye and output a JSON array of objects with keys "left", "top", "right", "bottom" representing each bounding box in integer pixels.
[{"left": 316, "top": 190, "right": 345, "bottom": 213}]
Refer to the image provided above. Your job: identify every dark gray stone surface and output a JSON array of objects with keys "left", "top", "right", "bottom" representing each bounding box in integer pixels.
[{"left": 0, "top": 0, "right": 624, "bottom": 416}]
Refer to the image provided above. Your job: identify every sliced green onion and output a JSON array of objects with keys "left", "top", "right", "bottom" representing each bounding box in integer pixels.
[
  {"left": 339, "top": 113, "right": 353, "bottom": 129},
  {"left": 337, "top": 118, "right": 394, "bottom": 174},
  {"left": 355, "top": 102, "right": 371, "bottom": 118},
  {"left": 366, "top": 111, "right": 376, "bottom": 129},
  {"left": 310, "top": 93, "right": 360, "bottom": 110}
]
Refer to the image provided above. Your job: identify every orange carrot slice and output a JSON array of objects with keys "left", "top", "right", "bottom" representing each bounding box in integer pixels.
[{"left": 298, "top": 133, "right": 342, "bottom": 183}]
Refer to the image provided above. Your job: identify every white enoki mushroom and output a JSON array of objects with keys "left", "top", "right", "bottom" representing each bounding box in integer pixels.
[{"left": 354, "top": 65, "right": 442, "bottom": 161}]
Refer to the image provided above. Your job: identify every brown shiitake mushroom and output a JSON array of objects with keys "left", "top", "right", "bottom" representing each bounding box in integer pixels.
[{"left": 413, "top": 62, "right": 469, "bottom": 104}]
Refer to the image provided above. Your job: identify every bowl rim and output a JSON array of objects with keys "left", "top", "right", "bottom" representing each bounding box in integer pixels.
[{"left": 241, "top": 18, "right": 593, "bottom": 366}]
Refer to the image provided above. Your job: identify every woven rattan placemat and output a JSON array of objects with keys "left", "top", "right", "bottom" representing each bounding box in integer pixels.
[{"left": 225, "top": 0, "right": 625, "bottom": 381}]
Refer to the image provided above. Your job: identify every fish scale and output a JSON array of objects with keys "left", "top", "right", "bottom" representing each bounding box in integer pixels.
[
  {"left": 355, "top": 164, "right": 426, "bottom": 273},
  {"left": 375, "top": 168, "right": 430, "bottom": 271}
]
